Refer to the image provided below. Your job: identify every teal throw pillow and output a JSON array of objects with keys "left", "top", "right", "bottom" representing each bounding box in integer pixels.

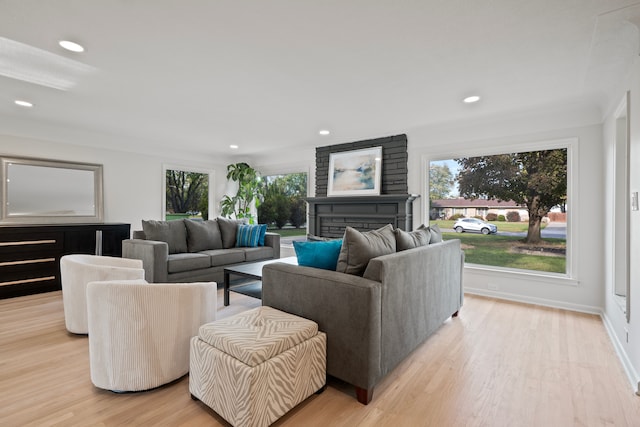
[
  {"left": 257, "top": 224, "right": 268, "bottom": 246},
  {"left": 236, "top": 224, "right": 267, "bottom": 248},
  {"left": 294, "top": 239, "right": 343, "bottom": 271}
]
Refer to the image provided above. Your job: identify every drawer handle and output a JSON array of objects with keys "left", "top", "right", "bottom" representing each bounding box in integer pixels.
[
  {"left": 0, "top": 258, "right": 56, "bottom": 267},
  {"left": 0, "top": 276, "right": 55, "bottom": 287},
  {"left": 0, "top": 240, "right": 57, "bottom": 247}
]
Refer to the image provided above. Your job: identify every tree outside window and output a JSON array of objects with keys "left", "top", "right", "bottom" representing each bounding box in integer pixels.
[
  {"left": 258, "top": 172, "right": 307, "bottom": 232},
  {"left": 165, "top": 169, "right": 209, "bottom": 220}
]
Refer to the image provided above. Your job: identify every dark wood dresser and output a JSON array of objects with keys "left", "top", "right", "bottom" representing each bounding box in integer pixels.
[{"left": 0, "top": 223, "right": 130, "bottom": 299}]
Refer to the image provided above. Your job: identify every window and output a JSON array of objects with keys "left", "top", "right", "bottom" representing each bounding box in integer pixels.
[
  {"left": 428, "top": 146, "right": 569, "bottom": 275},
  {"left": 163, "top": 166, "right": 211, "bottom": 221},
  {"left": 258, "top": 172, "right": 307, "bottom": 236}
]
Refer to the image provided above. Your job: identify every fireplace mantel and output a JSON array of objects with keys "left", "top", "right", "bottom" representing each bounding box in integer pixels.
[{"left": 306, "top": 194, "right": 419, "bottom": 238}]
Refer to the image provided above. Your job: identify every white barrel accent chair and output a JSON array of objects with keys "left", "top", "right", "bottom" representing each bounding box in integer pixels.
[
  {"left": 60, "top": 254, "right": 145, "bottom": 334},
  {"left": 86, "top": 280, "right": 217, "bottom": 392}
]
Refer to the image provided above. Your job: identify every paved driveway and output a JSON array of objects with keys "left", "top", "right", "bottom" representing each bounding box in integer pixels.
[{"left": 540, "top": 222, "right": 567, "bottom": 238}]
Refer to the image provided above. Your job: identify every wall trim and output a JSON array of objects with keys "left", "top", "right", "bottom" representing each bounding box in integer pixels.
[
  {"left": 601, "top": 311, "right": 640, "bottom": 395},
  {"left": 464, "top": 287, "right": 600, "bottom": 315}
]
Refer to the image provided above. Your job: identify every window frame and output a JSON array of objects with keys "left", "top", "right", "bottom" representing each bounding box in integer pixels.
[
  {"left": 422, "top": 137, "right": 578, "bottom": 283},
  {"left": 162, "top": 163, "right": 214, "bottom": 220}
]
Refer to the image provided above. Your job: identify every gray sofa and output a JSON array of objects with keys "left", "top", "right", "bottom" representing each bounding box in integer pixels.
[
  {"left": 262, "top": 236, "right": 463, "bottom": 405},
  {"left": 122, "top": 218, "right": 280, "bottom": 283}
]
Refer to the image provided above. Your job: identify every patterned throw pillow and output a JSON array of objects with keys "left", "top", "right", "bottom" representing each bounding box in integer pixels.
[{"left": 236, "top": 224, "right": 267, "bottom": 248}]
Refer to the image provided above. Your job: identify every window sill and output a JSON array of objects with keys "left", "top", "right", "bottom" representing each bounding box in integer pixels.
[{"left": 464, "top": 263, "right": 579, "bottom": 287}]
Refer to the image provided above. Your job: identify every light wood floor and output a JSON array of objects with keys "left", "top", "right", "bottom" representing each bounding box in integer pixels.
[{"left": 1, "top": 291, "right": 639, "bottom": 427}]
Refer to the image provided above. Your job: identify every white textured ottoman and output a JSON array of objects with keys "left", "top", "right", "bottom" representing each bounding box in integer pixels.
[{"left": 189, "top": 306, "right": 326, "bottom": 427}]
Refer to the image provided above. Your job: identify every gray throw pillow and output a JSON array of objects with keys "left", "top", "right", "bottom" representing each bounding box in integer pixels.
[
  {"left": 217, "top": 217, "right": 248, "bottom": 249},
  {"left": 336, "top": 224, "right": 396, "bottom": 276},
  {"left": 394, "top": 224, "right": 431, "bottom": 251},
  {"left": 184, "top": 219, "right": 223, "bottom": 252},
  {"left": 141, "top": 219, "right": 188, "bottom": 254},
  {"left": 429, "top": 223, "right": 443, "bottom": 243}
]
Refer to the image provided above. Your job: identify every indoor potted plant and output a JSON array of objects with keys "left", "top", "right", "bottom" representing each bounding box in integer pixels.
[{"left": 220, "top": 162, "right": 263, "bottom": 223}]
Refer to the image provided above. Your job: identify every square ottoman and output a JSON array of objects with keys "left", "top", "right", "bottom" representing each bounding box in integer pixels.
[{"left": 189, "top": 306, "right": 326, "bottom": 427}]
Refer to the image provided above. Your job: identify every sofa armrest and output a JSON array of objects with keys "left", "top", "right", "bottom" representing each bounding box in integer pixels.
[
  {"left": 262, "top": 263, "right": 381, "bottom": 391},
  {"left": 122, "top": 239, "right": 169, "bottom": 283},
  {"left": 264, "top": 232, "right": 280, "bottom": 259}
]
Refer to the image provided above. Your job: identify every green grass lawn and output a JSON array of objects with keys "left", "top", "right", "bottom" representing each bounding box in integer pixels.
[
  {"left": 442, "top": 232, "right": 566, "bottom": 273},
  {"left": 267, "top": 227, "right": 307, "bottom": 238}
]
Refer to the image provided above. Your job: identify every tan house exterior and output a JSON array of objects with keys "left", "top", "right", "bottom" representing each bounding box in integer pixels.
[{"left": 430, "top": 198, "right": 529, "bottom": 221}]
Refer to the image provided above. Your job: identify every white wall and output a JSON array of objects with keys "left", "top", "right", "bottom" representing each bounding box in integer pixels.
[
  {"left": 602, "top": 56, "right": 640, "bottom": 393},
  {"left": 0, "top": 133, "right": 230, "bottom": 233}
]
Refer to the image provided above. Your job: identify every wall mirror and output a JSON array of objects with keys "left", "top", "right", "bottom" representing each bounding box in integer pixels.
[
  {"left": 612, "top": 92, "right": 630, "bottom": 322},
  {"left": 0, "top": 156, "right": 104, "bottom": 224}
]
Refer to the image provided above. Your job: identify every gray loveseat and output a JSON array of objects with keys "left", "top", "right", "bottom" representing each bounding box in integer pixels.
[
  {"left": 122, "top": 218, "right": 280, "bottom": 283},
  {"left": 262, "top": 227, "right": 463, "bottom": 405}
]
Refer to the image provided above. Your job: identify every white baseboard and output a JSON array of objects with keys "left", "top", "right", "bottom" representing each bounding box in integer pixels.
[
  {"left": 464, "top": 287, "right": 601, "bottom": 314},
  {"left": 601, "top": 311, "right": 640, "bottom": 395}
]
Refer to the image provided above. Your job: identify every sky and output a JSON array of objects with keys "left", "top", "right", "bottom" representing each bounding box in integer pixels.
[{"left": 431, "top": 158, "right": 460, "bottom": 197}]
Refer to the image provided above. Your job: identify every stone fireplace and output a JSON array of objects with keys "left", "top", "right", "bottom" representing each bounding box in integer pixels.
[
  {"left": 309, "top": 134, "right": 418, "bottom": 237},
  {"left": 307, "top": 194, "right": 419, "bottom": 238}
]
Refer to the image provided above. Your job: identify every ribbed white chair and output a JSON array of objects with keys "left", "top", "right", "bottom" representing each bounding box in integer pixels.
[
  {"left": 86, "top": 280, "right": 217, "bottom": 392},
  {"left": 60, "top": 255, "right": 145, "bottom": 334}
]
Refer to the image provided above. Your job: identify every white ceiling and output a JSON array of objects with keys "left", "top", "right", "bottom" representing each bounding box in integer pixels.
[{"left": 1, "top": 0, "right": 639, "bottom": 158}]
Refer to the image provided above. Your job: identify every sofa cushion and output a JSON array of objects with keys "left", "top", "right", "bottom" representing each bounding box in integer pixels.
[
  {"left": 167, "top": 253, "right": 211, "bottom": 273},
  {"left": 185, "top": 219, "right": 223, "bottom": 252},
  {"left": 243, "top": 246, "right": 275, "bottom": 262},
  {"left": 429, "top": 224, "right": 443, "bottom": 243},
  {"left": 336, "top": 224, "right": 396, "bottom": 276},
  {"left": 217, "top": 217, "right": 248, "bottom": 249},
  {"left": 394, "top": 225, "right": 431, "bottom": 251},
  {"left": 201, "top": 249, "right": 246, "bottom": 266},
  {"left": 142, "top": 219, "right": 188, "bottom": 254},
  {"left": 294, "top": 239, "right": 343, "bottom": 270},
  {"left": 236, "top": 224, "right": 267, "bottom": 248}
]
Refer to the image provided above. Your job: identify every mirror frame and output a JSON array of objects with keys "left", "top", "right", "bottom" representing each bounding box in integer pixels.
[{"left": 0, "top": 156, "right": 104, "bottom": 224}]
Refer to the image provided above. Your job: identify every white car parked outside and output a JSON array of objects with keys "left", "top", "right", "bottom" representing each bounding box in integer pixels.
[{"left": 453, "top": 218, "right": 498, "bottom": 235}]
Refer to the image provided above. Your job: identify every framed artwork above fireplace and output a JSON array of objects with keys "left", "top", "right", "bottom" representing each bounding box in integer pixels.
[{"left": 327, "top": 146, "right": 382, "bottom": 196}]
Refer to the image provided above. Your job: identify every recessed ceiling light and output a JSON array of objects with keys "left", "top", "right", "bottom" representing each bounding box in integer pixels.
[
  {"left": 319, "top": 129, "right": 330, "bottom": 136},
  {"left": 59, "top": 40, "right": 85, "bottom": 53},
  {"left": 229, "top": 144, "right": 239, "bottom": 150},
  {"left": 14, "top": 100, "right": 33, "bottom": 107},
  {"left": 463, "top": 95, "right": 481, "bottom": 104}
]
